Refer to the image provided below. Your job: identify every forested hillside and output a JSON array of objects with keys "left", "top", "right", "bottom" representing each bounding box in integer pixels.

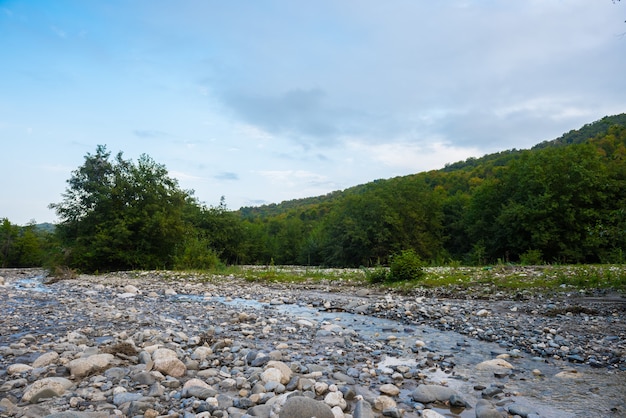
[
  {"left": 237, "top": 114, "right": 626, "bottom": 266},
  {"left": 1, "top": 114, "right": 625, "bottom": 271}
]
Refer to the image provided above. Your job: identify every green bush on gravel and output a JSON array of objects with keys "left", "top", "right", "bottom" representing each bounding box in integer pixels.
[{"left": 389, "top": 249, "right": 425, "bottom": 282}]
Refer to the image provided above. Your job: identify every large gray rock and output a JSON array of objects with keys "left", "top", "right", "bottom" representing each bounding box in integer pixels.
[
  {"left": 411, "top": 384, "right": 458, "bottom": 403},
  {"left": 353, "top": 399, "right": 375, "bottom": 418},
  {"left": 475, "top": 399, "right": 505, "bottom": 418},
  {"left": 279, "top": 396, "right": 334, "bottom": 418}
]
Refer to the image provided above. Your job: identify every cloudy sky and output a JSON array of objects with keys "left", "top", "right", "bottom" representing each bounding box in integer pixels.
[{"left": 1, "top": 1, "right": 625, "bottom": 225}]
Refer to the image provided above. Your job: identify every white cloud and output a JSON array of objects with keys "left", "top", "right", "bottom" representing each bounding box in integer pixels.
[{"left": 347, "top": 140, "right": 482, "bottom": 173}]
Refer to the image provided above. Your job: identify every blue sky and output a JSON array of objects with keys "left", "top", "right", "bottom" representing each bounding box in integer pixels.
[{"left": 1, "top": 0, "right": 625, "bottom": 225}]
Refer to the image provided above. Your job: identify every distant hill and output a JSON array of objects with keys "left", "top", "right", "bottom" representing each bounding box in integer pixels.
[
  {"left": 239, "top": 113, "right": 626, "bottom": 218},
  {"left": 34, "top": 222, "right": 55, "bottom": 233}
]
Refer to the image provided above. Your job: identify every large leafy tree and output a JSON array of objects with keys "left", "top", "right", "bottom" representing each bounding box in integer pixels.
[{"left": 50, "top": 145, "right": 194, "bottom": 272}]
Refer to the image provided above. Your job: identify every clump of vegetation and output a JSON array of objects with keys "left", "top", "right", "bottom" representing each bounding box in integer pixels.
[
  {"left": 388, "top": 249, "right": 425, "bottom": 282},
  {"left": 174, "top": 237, "right": 223, "bottom": 270},
  {"left": 364, "top": 266, "right": 389, "bottom": 284},
  {"left": 103, "top": 342, "right": 138, "bottom": 357},
  {"left": 519, "top": 249, "right": 544, "bottom": 265}
]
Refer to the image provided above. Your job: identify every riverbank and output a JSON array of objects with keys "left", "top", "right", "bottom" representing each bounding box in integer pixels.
[{"left": 0, "top": 269, "right": 624, "bottom": 417}]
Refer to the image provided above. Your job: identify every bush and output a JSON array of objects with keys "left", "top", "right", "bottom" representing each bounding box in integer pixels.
[
  {"left": 364, "top": 266, "right": 389, "bottom": 284},
  {"left": 174, "top": 236, "right": 223, "bottom": 270},
  {"left": 389, "top": 249, "right": 425, "bottom": 282},
  {"left": 519, "top": 249, "right": 544, "bottom": 265}
]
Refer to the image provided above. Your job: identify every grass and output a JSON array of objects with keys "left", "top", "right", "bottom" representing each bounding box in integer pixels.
[
  {"left": 121, "top": 264, "right": 626, "bottom": 293},
  {"left": 389, "top": 264, "right": 626, "bottom": 292}
]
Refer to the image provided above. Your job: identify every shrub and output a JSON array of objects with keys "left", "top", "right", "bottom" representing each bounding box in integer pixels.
[
  {"left": 389, "top": 249, "right": 425, "bottom": 282},
  {"left": 364, "top": 266, "right": 389, "bottom": 284},
  {"left": 519, "top": 249, "right": 544, "bottom": 265},
  {"left": 174, "top": 236, "right": 223, "bottom": 270}
]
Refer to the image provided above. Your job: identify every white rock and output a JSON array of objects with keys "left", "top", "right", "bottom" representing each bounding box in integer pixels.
[
  {"left": 314, "top": 381, "right": 329, "bottom": 396},
  {"left": 374, "top": 395, "right": 396, "bottom": 411},
  {"left": 153, "top": 357, "right": 186, "bottom": 377},
  {"left": 261, "top": 367, "right": 283, "bottom": 384},
  {"left": 379, "top": 383, "right": 400, "bottom": 396},
  {"left": 7, "top": 364, "right": 33, "bottom": 375},
  {"left": 67, "top": 354, "right": 114, "bottom": 378},
  {"left": 32, "top": 351, "right": 59, "bottom": 368},
  {"left": 475, "top": 359, "right": 514, "bottom": 370},
  {"left": 152, "top": 348, "right": 178, "bottom": 360},
  {"left": 475, "top": 309, "right": 490, "bottom": 317},
  {"left": 324, "top": 391, "right": 346, "bottom": 409},
  {"left": 331, "top": 405, "right": 345, "bottom": 418},
  {"left": 266, "top": 360, "right": 292, "bottom": 385},
  {"left": 297, "top": 319, "right": 315, "bottom": 327},
  {"left": 22, "top": 377, "right": 73, "bottom": 403},
  {"left": 191, "top": 346, "right": 213, "bottom": 361},
  {"left": 124, "top": 284, "right": 140, "bottom": 294},
  {"left": 422, "top": 409, "right": 447, "bottom": 418}
]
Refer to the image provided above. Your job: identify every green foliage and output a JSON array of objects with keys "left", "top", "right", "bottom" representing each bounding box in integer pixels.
[
  {"left": 6, "top": 114, "right": 626, "bottom": 272},
  {"left": 0, "top": 218, "right": 51, "bottom": 268},
  {"left": 174, "top": 235, "right": 222, "bottom": 270},
  {"left": 363, "top": 266, "right": 389, "bottom": 284},
  {"left": 519, "top": 249, "right": 544, "bottom": 265},
  {"left": 388, "top": 249, "right": 425, "bottom": 282},
  {"left": 50, "top": 145, "right": 197, "bottom": 272}
]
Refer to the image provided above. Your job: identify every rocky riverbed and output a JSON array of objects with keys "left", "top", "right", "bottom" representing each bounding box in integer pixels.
[{"left": 0, "top": 268, "right": 624, "bottom": 418}]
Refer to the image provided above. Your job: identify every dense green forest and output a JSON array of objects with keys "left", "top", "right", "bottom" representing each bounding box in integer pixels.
[{"left": 1, "top": 114, "right": 625, "bottom": 272}]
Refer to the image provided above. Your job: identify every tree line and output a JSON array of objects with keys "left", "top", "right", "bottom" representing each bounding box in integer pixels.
[{"left": 2, "top": 115, "right": 625, "bottom": 272}]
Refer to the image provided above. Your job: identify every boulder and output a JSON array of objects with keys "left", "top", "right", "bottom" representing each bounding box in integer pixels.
[
  {"left": 279, "top": 396, "right": 334, "bottom": 418},
  {"left": 67, "top": 353, "right": 114, "bottom": 378},
  {"left": 22, "top": 377, "right": 73, "bottom": 403},
  {"left": 411, "top": 384, "right": 459, "bottom": 404}
]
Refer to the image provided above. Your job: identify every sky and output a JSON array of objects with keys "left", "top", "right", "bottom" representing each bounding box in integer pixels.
[{"left": 1, "top": 0, "right": 625, "bottom": 225}]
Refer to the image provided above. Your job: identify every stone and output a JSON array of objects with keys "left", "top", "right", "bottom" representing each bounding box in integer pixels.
[
  {"left": 324, "top": 391, "right": 346, "bottom": 409},
  {"left": 261, "top": 367, "right": 283, "bottom": 384},
  {"left": 475, "top": 399, "right": 504, "bottom": 418},
  {"left": 67, "top": 353, "right": 114, "bottom": 378},
  {"left": 422, "top": 410, "right": 447, "bottom": 418},
  {"left": 22, "top": 377, "right": 74, "bottom": 403},
  {"left": 124, "top": 284, "right": 140, "bottom": 294},
  {"left": 152, "top": 347, "right": 178, "bottom": 360},
  {"left": 475, "top": 359, "right": 514, "bottom": 371},
  {"left": 113, "top": 391, "right": 143, "bottom": 405},
  {"left": 32, "top": 351, "right": 60, "bottom": 368},
  {"left": 379, "top": 383, "right": 400, "bottom": 396},
  {"left": 373, "top": 395, "right": 396, "bottom": 411},
  {"left": 279, "top": 396, "right": 334, "bottom": 418},
  {"left": 555, "top": 369, "right": 583, "bottom": 379},
  {"left": 508, "top": 403, "right": 536, "bottom": 417},
  {"left": 7, "top": 363, "right": 33, "bottom": 375},
  {"left": 353, "top": 399, "right": 375, "bottom": 418},
  {"left": 411, "top": 385, "right": 458, "bottom": 404},
  {"left": 153, "top": 357, "right": 187, "bottom": 377},
  {"left": 266, "top": 360, "right": 292, "bottom": 385},
  {"left": 476, "top": 309, "right": 490, "bottom": 317}
]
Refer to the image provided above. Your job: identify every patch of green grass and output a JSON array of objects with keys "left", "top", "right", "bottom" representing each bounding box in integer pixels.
[{"left": 151, "top": 264, "right": 625, "bottom": 293}]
